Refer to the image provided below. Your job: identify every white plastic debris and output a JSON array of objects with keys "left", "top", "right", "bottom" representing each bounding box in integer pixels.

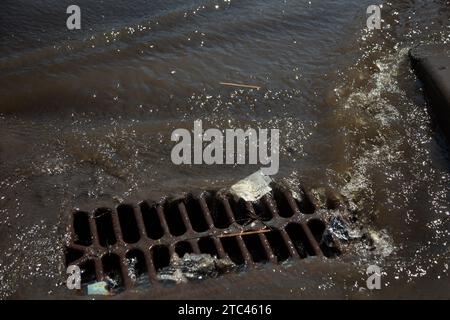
[
  {"left": 230, "top": 170, "right": 272, "bottom": 202},
  {"left": 86, "top": 281, "right": 111, "bottom": 296}
]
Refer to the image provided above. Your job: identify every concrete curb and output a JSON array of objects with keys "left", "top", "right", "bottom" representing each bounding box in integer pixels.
[{"left": 409, "top": 43, "right": 450, "bottom": 141}]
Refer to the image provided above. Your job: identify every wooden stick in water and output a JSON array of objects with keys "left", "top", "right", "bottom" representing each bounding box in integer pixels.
[
  {"left": 217, "top": 228, "right": 270, "bottom": 238},
  {"left": 220, "top": 82, "right": 261, "bottom": 90}
]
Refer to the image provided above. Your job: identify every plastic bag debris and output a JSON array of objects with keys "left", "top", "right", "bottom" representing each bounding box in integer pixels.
[
  {"left": 328, "top": 216, "right": 363, "bottom": 242},
  {"left": 328, "top": 216, "right": 351, "bottom": 241},
  {"left": 230, "top": 170, "right": 272, "bottom": 202},
  {"left": 86, "top": 281, "right": 112, "bottom": 296}
]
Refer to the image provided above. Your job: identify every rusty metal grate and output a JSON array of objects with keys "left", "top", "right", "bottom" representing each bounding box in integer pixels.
[{"left": 64, "top": 185, "right": 346, "bottom": 292}]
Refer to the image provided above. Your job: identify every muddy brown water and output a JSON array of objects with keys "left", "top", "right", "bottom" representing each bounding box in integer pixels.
[{"left": 0, "top": 0, "right": 449, "bottom": 299}]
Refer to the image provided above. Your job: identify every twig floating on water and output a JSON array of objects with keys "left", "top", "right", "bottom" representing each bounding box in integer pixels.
[{"left": 220, "top": 82, "right": 261, "bottom": 90}]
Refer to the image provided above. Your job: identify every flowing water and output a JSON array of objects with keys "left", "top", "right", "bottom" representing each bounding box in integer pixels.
[{"left": 0, "top": 0, "right": 449, "bottom": 299}]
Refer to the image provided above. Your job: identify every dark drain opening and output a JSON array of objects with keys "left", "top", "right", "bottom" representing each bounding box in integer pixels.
[
  {"left": 273, "top": 189, "right": 296, "bottom": 218},
  {"left": 140, "top": 202, "right": 164, "bottom": 240},
  {"left": 308, "top": 219, "right": 340, "bottom": 258},
  {"left": 65, "top": 247, "right": 84, "bottom": 265},
  {"left": 208, "top": 195, "right": 231, "bottom": 229},
  {"left": 102, "top": 253, "right": 124, "bottom": 287},
  {"left": 175, "top": 241, "right": 193, "bottom": 257},
  {"left": 126, "top": 249, "right": 148, "bottom": 279},
  {"left": 94, "top": 208, "right": 117, "bottom": 247},
  {"left": 151, "top": 245, "right": 170, "bottom": 271},
  {"left": 242, "top": 234, "right": 269, "bottom": 263},
  {"left": 164, "top": 201, "right": 187, "bottom": 236},
  {"left": 117, "top": 204, "right": 140, "bottom": 244},
  {"left": 185, "top": 195, "right": 209, "bottom": 232},
  {"left": 296, "top": 190, "right": 315, "bottom": 214},
  {"left": 285, "top": 223, "right": 314, "bottom": 258},
  {"left": 321, "top": 241, "right": 340, "bottom": 258},
  {"left": 308, "top": 219, "right": 326, "bottom": 243},
  {"left": 252, "top": 200, "right": 273, "bottom": 221},
  {"left": 221, "top": 237, "right": 245, "bottom": 265},
  {"left": 229, "top": 197, "right": 252, "bottom": 225},
  {"left": 265, "top": 230, "right": 290, "bottom": 262},
  {"left": 73, "top": 211, "right": 92, "bottom": 246},
  {"left": 79, "top": 260, "right": 97, "bottom": 284},
  {"left": 198, "top": 237, "right": 219, "bottom": 257}
]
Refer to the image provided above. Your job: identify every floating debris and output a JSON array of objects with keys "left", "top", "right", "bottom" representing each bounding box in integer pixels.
[
  {"left": 328, "top": 216, "right": 363, "bottom": 242},
  {"left": 230, "top": 170, "right": 272, "bottom": 202},
  {"left": 157, "top": 253, "right": 235, "bottom": 284},
  {"left": 86, "top": 281, "right": 112, "bottom": 296},
  {"left": 219, "top": 82, "right": 261, "bottom": 90}
]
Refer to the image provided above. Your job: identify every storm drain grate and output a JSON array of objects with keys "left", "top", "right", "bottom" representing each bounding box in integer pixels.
[{"left": 65, "top": 185, "right": 347, "bottom": 291}]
